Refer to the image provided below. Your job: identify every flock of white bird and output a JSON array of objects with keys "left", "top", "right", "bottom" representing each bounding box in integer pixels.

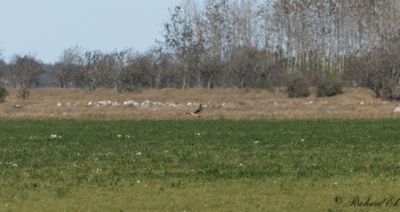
[
  {"left": 54, "top": 100, "right": 400, "bottom": 113},
  {"left": 56, "top": 100, "right": 209, "bottom": 108}
]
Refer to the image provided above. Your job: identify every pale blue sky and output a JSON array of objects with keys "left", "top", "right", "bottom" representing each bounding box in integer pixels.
[{"left": 0, "top": 0, "right": 184, "bottom": 63}]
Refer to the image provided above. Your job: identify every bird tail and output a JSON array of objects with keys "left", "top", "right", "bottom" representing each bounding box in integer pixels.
[{"left": 186, "top": 112, "right": 200, "bottom": 117}]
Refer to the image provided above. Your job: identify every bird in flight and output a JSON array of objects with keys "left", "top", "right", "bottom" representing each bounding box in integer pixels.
[{"left": 186, "top": 104, "right": 203, "bottom": 117}]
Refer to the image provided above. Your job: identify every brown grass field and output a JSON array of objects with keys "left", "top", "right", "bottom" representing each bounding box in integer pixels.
[{"left": 0, "top": 87, "right": 399, "bottom": 120}]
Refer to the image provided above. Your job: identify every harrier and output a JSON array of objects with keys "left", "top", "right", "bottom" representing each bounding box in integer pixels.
[{"left": 186, "top": 104, "right": 203, "bottom": 118}]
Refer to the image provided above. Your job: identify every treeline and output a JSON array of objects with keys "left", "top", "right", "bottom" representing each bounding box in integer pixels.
[{"left": 1, "top": 0, "right": 400, "bottom": 100}]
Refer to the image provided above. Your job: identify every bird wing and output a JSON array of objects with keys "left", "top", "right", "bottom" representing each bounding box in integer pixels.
[{"left": 193, "top": 104, "right": 203, "bottom": 114}]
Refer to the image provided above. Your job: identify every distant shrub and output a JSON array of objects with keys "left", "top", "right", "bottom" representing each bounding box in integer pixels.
[
  {"left": 0, "top": 87, "right": 8, "bottom": 103},
  {"left": 316, "top": 79, "right": 343, "bottom": 97},
  {"left": 287, "top": 76, "right": 310, "bottom": 98},
  {"left": 381, "top": 79, "right": 400, "bottom": 101}
]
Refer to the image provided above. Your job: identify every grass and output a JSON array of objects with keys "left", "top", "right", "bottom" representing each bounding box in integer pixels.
[
  {"left": 1, "top": 119, "right": 400, "bottom": 211},
  {"left": 1, "top": 87, "right": 400, "bottom": 119}
]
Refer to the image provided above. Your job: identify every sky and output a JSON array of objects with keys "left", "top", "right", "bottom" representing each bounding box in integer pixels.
[{"left": 0, "top": 0, "right": 184, "bottom": 63}]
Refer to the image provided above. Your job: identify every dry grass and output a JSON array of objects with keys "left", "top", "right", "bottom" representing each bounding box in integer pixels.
[{"left": 0, "top": 87, "right": 399, "bottom": 120}]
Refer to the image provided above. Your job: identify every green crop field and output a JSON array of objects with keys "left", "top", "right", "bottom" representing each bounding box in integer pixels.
[{"left": 1, "top": 119, "right": 400, "bottom": 211}]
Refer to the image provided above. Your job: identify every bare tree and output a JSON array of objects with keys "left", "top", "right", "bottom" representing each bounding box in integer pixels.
[
  {"left": 76, "top": 51, "right": 102, "bottom": 91},
  {"left": 113, "top": 50, "right": 130, "bottom": 94},
  {"left": 55, "top": 46, "right": 83, "bottom": 88},
  {"left": 0, "top": 51, "right": 5, "bottom": 83},
  {"left": 9, "top": 55, "right": 44, "bottom": 100},
  {"left": 123, "top": 52, "right": 153, "bottom": 89},
  {"left": 163, "top": 1, "right": 204, "bottom": 89},
  {"left": 0, "top": 0, "right": 399, "bottom": 93},
  {"left": 0, "top": 50, "right": 8, "bottom": 101}
]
